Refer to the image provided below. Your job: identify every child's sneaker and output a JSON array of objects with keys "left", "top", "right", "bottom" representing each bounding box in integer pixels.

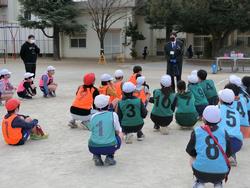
[
  {"left": 125, "top": 133, "right": 133, "bottom": 144},
  {"left": 193, "top": 180, "right": 205, "bottom": 188},
  {"left": 68, "top": 120, "right": 78, "bottom": 128},
  {"left": 30, "top": 133, "right": 49, "bottom": 140},
  {"left": 214, "top": 182, "right": 223, "bottom": 188},
  {"left": 160, "top": 126, "right": 169, "bottom": 135},
  {"left": 153, "top": 124, "right": 160, "bottom": 132},
  {"left": 137, "top": 131, "right": 145, "bottom": 141},
  {"left": 229, "top": 156, "right": 237, "bottom": 167},
  {"left": 104, "top": 156, "right": 116, "bottom": 166},
  {"left": 80, "top": 121, "right": 90, "bottom": 130},
  {"left": 93, "top": 155, "right": 104, "bottom": 166}
]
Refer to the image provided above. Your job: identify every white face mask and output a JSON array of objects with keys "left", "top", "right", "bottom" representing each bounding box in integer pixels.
[{"left": 30, "top": 39, "right": 35, "bottom": 44}]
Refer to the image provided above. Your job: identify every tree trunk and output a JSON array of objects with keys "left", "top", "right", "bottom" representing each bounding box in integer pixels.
[
  {"left": 211, "top": 35, "right": 223, "bottom": 58},
  {"left": 100, "top": 37, "right": 104, "bottom": 55},
  {"left": 165, "top": 25, "right": 172, "bottom": 42},
  {"left": 53, "top": 27, "right": 61, "bottom": 60}
]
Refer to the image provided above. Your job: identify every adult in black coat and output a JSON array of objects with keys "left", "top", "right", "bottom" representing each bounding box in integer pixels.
[
  {"left": 20, "top": 35, "right": 40, "bottom": 77},
  {"left": 164, "top": 32, "right": 184, "bottom": 91}
]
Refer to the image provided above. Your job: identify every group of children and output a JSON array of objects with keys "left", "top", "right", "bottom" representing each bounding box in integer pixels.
[
  {"left": 0, "top": 65, "right": 58, "bottom": 145},
  {"left": 1, "top": 63, "right": 250, "bottom": 187}
]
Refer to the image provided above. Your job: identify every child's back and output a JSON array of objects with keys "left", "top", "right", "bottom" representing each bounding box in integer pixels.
[
  {"left": 199, "top": 79, "right": 218, "bottom": 104},
  {"left": 188, "top": 83, "right": 208, "bottom": 106}
]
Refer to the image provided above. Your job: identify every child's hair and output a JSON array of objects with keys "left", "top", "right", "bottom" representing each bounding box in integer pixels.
[
  {"left": 124, "top": 92, "right": 133, "bottom": 98},
  {"left": 101, "top": 81, "right": 108, "bottom": 86},
  {"left": 242, "top": 76, "right": 250, "bottom": 95},
  {"left": 133, "top": 66, "right": 142, "bottom": 74},
  {"left": 7, "top": 105, "right": 20, "bottom": 114},
  {"left": 160, "top": 84, "right": 172, "bottom": 104},
  {"left": 0, "top": 75, "right": 3, "bottom": 79},
  {"left": 197, "top": 70, "right": 207, "bottom": 80},
  {"left": 224, "top": 83, "right": 240, "bottom": 96},
  {"left": 135, "top": 73, "right": 142, "bottom": 79},
  {"left": 115, "top": 76, "right": 123, "bottom": 80},
  {"left": 204, "top": 120, "right": 218, "bottom": 127},
  {"left": 177, "top": 80, "right": 186, "bottom": 91}
]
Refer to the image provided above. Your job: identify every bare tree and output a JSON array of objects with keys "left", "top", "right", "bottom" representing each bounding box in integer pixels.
[{"left": 87, "top": 0, "right": 135, "bottom": 55}]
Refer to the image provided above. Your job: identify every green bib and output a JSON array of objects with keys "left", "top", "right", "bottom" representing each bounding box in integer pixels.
[
  {"left": 188, "top": 83, "right": 208, "bottom": 106},
  {"left": 151, "top": 89, "right": 175, "bottom": 117},
  {"left": 118, "top": 98, "right": 144, "bottom": 126},
  {"left": 176, "top": 91, "right": 197, "bottom": 113},
  {"left": 199, "top": 80, "right": 218, "bottom": 99},
  {"left": 89, "top": 112, "right": 117, "bottom": 147}
]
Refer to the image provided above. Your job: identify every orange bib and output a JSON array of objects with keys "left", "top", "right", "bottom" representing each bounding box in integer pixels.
[{"left": 72, "top": 86, "right": 95, "bottom": 110}]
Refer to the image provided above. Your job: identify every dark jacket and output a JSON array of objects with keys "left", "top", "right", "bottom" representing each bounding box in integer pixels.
[
  {"left": 164, "top": 39, "right": 184, "bottom": 76},
  {"left": 20, "top": 41, "right": 40, "bottom": 63}
]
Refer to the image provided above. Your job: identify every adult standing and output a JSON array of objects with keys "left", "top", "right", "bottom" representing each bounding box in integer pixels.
[
  {"left": 20, "top": 35, "right": 40, "bottom": 77},
  {"left": 164, "top": 32, "right": 184, "bottom": 91}
]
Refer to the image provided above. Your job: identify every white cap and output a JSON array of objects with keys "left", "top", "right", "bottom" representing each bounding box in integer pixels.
[
  {"left": 24, "top": 72, "right": 34, "bottom": 79},
  {"left": 122, "top": 82, "right": 136, "bottom": 93},
  {"left": 229, "top": 75, "right": 242, "bottom": 86},
  {"left": 136, "top": 76, "right": 145, "bottom": 86},
  {"left": 100, "top": 74, "right": 113, "bottom": 82},
  {"left": 188, "top": 74, "right": 199, "bottom": 84},
  {"left": 218, "top": 89, "right": 235, "bottom": 103},
  {"left": 94, "top": 94, "right": 110, "bottom": 109},
  {"left": 47, "top": 65, "right": 56, "bottom": 72},
  {"left": 0, "top": 69, "right": 11, "bottom": 76},
  {"left": 191, "top": 70, "right": 198, "bottom": 75},
  {"left": 114, "top": 70, "right": 124, "bottom": 78},
  {"left": 160, "top": 75, "right": 172, "bottom": 87},
  {"left": 203, "top": 105, "right": 221, "bottom": 124}
]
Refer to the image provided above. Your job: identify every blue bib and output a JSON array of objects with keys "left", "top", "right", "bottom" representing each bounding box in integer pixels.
[
  {"left": 233, "top": 96, "right": 249, "bottom": 126},
  {"left": 193, "top": 127, "right": 229, "bottom": 174},
  {"left": 89, "top": 112, "right": 117, "bottom": 147},
  {"left": 218, "top": 104, "right": 243, "bottom": 141}
]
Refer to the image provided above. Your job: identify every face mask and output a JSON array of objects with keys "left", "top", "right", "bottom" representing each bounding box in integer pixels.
[
  {"left": 170, "top": 37, "right": 175, "bottom": 42},
  {"left": 30, "top": 39, "right": 35, "bottom": 44}
]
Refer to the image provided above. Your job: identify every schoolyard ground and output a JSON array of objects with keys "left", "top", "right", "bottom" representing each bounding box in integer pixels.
[{"left": 0, "top": 58, "right": 249, "bottom": 188}]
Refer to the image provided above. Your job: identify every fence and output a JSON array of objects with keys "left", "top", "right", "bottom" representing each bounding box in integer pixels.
[{"left": 0, "top": 22, "right": 53, "bottom": 60}]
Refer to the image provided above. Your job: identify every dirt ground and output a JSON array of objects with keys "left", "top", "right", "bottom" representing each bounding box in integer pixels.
[{"left": 0, "top": 58, "right": 249, "bottom": 188}]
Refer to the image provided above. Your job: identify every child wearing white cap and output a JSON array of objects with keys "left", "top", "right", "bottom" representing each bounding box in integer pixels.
[
  {"left": 0, "top": 69, "right": 15, "bottom": 103},
  {"left": 39, "top": 66, "right": 58, "bottom": 97},
  {"left": 114, "top": 70, "right": 124, "bottom": 100},
  {"left": 88, "top": 95, "right": 122, "bottom": 166},
  {"left": 174, "top": 80, "right": 198, "bottom": 128},
  {"left": 186, "top": 106, "right": 231, "bottom": 188},
  {"left": 117, "top": 82, "right": 147, "bottom": 144},
  {"left": 187, "top": 74, "right": 208, "bottom": 119},
  {"left": 197, "top": 70, "right": 218, "bottom": 105},
  {"left": 99, "top": 73, "right": 118, "bottom": 109},
  {"left": 218, "top": 89, "right": 243, "bottom": 166},
  {"left": 149, "top": 75, "right": 175, "bottom": 134},
  {"left": 17, "top": 72, "right": 36, "bottom": 99},
  {"left": 134, "top": 76, "right": 151, "bottom": 107},
  {"left": 225, "top": 83, "right": 250, "bottom": 138}
]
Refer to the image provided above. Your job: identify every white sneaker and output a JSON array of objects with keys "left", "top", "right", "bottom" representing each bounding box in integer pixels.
[
  {"left": 160, "top": 127, "right": 169, "bottom": 135},
  {"left": 68, "top": 120, "right": 78, "bottom": 128},
  {"left": 80, "top": 121, "right": 90, "bottom": 130},
  {"left": 214, "top": 182, "right": 223, "bottom": 188},
  {"left": 125, "top": 133, "right": 133, "bottom": 144},
  {"left": 193, "top": 180, "right": 205, "bottom": 188}
]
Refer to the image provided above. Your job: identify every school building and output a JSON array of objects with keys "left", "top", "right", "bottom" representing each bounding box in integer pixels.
[{"left": 1, "top": 0, "right": 250, "bottom": 59}]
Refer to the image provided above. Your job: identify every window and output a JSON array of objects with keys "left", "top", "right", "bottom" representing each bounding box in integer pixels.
[
  {"left": 24, "top": 11, "right": 31, "bottom": 20},
  {"left": 70, "top": 33, "right": 86, "bottom": 48}
]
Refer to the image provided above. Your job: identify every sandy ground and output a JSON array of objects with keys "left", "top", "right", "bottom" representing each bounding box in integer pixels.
[{"left": 0, "top": 58, "right": 249, "bottom": 188}]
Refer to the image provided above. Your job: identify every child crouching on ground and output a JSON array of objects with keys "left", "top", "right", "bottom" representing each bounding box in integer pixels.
[
  {"left": 197, "top": 70, "right": 218, "bottom": 105},
  {"left": 88, "top": 95, "right": 122, "bottom": 166},
  {"left": 218, "top": 89, "right": 243, "bottom": 166},
  {"left": 0, "top": 69, "right": 15, "bottom": 103},
  {"left": 186, "top": 106, "right": 231, "bottom": 188},
  {"left": 1, "top": 98, "right": 48, "bottom": 145},
  {"left": 187, "top": 74, "right": 208, "bottom": 119},
  {"left": 17, "top": 72, "right": 36, "bottom": 99},
  {"left": 174, "top": 80, "right": 198, "bottom": 128},
  {"left": 114, "top": 70, "right": 124, "bottom": 100},
  {"left": 134, "top": 76, "right": 151, "bottom": 107},
  {"left": 128, "top": 65, "right": 142, "bottom": 85},
  {"left": 225, "top": 83, "right": 250, "bottom": 138},
  {"left": 117, "top": 82, "right": 147, "bottom": 144},
  {"left": 149, "top": 75, "right": 175, "bottom": 134},
  {"left": 69, "top": 73, "right": 99, "bottom": 129},
  {"left": 242, "top": 76, "right": 250, "bottom": 124},
  {"left": 39, "top": 66, "right": 58, "bottom": 97}
]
